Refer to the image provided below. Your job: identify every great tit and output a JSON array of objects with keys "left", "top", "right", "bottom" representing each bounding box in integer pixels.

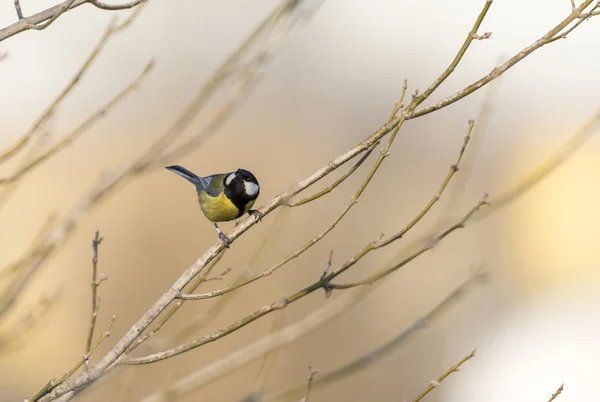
[{"left": 165, "top": 165, "right": 262, "bottom": 248}]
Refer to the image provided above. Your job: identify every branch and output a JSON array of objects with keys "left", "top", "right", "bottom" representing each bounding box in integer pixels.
[
  {"left": 411, "top": 349, "right": 477, "bottom": 402},
  {"left": 0, "top": 0, "right": 146, "bottom": 43}
]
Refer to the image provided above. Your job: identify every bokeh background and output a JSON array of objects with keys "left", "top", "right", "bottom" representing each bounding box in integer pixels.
[{"left": 1, "top": 0, "right": 600, "bottom": 401}]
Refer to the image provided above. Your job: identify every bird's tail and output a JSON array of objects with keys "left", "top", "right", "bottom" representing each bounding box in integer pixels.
[{"left": 165, "top": 165, "right": 205, "bottom": 187}]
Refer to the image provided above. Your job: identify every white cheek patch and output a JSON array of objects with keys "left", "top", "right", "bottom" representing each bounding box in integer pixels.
[
  {"left": 225, "top": 173, "right": 235, "bottom": 186},
  {"left": 244, "top": 181, "right": 259, "bottom": 196}
]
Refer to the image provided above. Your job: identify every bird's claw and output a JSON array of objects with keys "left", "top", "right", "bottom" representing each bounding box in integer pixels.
[{"left": 248, "top": 209, "right": 263, "bottom": 222}]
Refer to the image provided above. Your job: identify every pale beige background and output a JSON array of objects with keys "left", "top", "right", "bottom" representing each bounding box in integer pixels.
[{"left": 1, "top": 0, "right": 600, "bottom": 401}]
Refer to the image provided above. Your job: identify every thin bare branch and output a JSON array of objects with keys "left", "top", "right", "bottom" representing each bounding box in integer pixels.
[
  {"left": 547, "top": 384, "right": 564, "bottom": 402},
  {"left": 299, "top": 367, "right": 319, "bottom": 402},
  {"left": 88, "top": 0, "right": 146, "bottom": 11},
  {"left": 0, "top": 0, "right": 146, "bottom": 43},
  {"left": 14, "top": 0, "right": 24, "bottom": 20},
  {"left": 411, "top": 0, "right": 493, "bottom": 110},
  {"left": 411, "top": 349, "right": 477, "bottom": 402},
  {"left": 85, "top": 231, "right": 104, "bottom": 371}
]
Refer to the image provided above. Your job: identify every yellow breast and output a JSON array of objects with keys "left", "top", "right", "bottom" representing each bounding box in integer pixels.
[{"left": 198, "top": 192, "right": 247, "bottom": 222}]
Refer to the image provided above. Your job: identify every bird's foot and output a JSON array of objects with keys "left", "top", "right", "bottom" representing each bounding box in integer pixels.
[
  {"left": 218, "top": 232, "right": 232, "bottom": 248},
  {"left": 248, "top": 209, "right": 263, "bottom": 222}
]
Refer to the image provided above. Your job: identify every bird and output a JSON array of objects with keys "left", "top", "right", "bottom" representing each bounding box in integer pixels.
[{"left": 165, "top": 165, "right": 262, "bottom": 248}]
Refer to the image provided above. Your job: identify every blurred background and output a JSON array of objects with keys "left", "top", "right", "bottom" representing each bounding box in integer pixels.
[{"left": 1, "top": 0, "right": 600, "bottom": 401}]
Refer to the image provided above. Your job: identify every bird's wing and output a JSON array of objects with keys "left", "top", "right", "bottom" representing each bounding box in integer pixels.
[{"left": 202, "top": 174, "right": 226, "bottom": 197}]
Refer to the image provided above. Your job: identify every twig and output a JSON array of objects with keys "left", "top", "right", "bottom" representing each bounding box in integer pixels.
[
  {"left": 549, "top": 2, "right": 600, "bottom": 42},
  {"left": 300, "top": 367, "right": 319, "bottom": 402},
  {"left": 14, "top": 0, "right": 24, "bottom": 20},
  {"left": 264, "top": 268, "right": 487, "bottom": 402},
  {"left": 411, "top": 0, "right": 493, "bottom": 110},
  {"left": 547, "top": 384, "right": 564, "bottom": 402},
  {"left": 24, "top": 0, "right": 78, "bottom": 32},
  {"left": 88, "top": 0, "right": 146, "bottom": 11},
  {"left": 85, "top": 231, "right": 104, "bottom": 371},
  {"left": 411, "top": 349, "right": 477, "bottom": 402},
  {"left": 0, "top": 0, "right": 146, "bottom": 43}
]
